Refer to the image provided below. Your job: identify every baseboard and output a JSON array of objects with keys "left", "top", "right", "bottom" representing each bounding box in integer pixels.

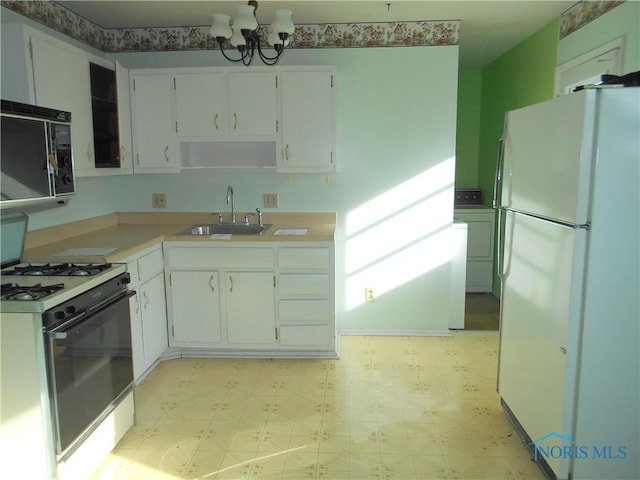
[{"left": 338, "top": 329, "right": 452, "bottom": 337}]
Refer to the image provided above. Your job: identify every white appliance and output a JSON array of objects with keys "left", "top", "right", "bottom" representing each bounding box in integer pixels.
[{"left": 496, "top": 87, "right": 639, "bottom": 480}]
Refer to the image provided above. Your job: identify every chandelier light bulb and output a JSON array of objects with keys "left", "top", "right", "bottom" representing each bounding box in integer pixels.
[
  {"left": 271, "top": 9, "right": 295, "bottom": 35},
  {"left": 233, "top": 4, "right": 258, "bottom": 32},
  {"left": 229, "top": 26, "right": 247, "bottom": 47},
  {"left": 210, "top": 14, "right": 232, "bottom": 39}
]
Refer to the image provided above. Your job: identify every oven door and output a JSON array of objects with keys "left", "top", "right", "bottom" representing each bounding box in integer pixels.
[{"left": 45, "top": 289, "right": 135, "bottom": 458}]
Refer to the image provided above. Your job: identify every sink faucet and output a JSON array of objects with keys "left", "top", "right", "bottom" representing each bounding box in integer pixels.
[{"left": 226, "top": 185, "right": 236, "bottom": 223}]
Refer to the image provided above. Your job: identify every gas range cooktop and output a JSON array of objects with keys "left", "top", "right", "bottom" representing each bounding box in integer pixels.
[
  {"left": 0, "top": 263, "right": 127, "bottom": 313},
  {"left": 2, "top": 262, "right": 114, "bottom": 277}
]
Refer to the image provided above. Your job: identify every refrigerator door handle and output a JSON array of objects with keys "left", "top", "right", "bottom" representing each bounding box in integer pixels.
[
  {"left": 497, "top": 208, "right": 506, "bottom": 278},
  {"left": 493, "top": 136, "right": 505, "bottom": 209}
]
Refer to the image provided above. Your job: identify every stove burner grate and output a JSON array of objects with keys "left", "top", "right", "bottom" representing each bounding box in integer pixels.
[
  {"left": 2, "top": 262, "right": 112, "bottom": 277},
  {"left": 1, "top": 282, "right": 65, "bottom": 301}
]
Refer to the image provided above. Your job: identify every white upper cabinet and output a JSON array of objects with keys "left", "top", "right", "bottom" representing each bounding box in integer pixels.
[
  {"left": 175, "top": 72, "right": 226, "bottom": 138},
  {"left": 174, "top": 70, "right": 277, "bottom": 140},
  {"left": 29, "top": 30, "right": 133, "bottom": 177},
  {"left": 30, "top": 35, "right": 95, "bottom": 176},
  {"left": 279, "top": 69, "right": 336, "bottom": 173},
  {"left": 129, "top": 66, "right": 336, "bottom": 173},
  {"left": 130, "top": 72, "right": 179, "bottom": 173},
  {"left": 228, "top": 71, "right": 278, "bottom": 137},
  {"left": 116, "top": 62, "right": 134, "bottom": 174}
]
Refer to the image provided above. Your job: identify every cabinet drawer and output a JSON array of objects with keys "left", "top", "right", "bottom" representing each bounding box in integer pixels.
[
  {"left": 279, "top": 274, "right": 329, "bottom": 295},
  {"left": 277, "top": 247, "right": 330, "bottom": 269},
  {"left": 167, "top": 247, "right": 274, "bottom": 268},
  {"left": 279, "top": 299, "right": 330, "bottom": 323},
  {"left": 279, "top": 325, "right": 333, "bottom": 347},
  {"left": 137, "top": 247, "right": 164, "bottom": 282}
]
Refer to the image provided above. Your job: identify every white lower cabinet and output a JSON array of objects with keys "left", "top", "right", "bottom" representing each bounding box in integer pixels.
[
  {"left": 169, "top": 271, "right": 222, "bottom": 344},
  {"left": 226, "top": 272, "right": 276, "bottom": 344},
  {"left": 165, "top": 242, "right": 335, "bottom": 354},
  {"left": 454, "top": 208, "right": 496, "bottom": 292},
  {"left": 125, "top": 244, "right": 168, "bottom": 381},
  {"left": 276, "top": 247, "right": 335, "bottom": 349}
]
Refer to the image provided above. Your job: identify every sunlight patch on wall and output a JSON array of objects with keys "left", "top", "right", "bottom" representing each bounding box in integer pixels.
[{"left": 345, "top": 157, "right": 456, "bottom": 310}]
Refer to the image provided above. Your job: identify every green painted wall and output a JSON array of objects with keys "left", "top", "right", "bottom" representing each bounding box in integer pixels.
[{"left": 455, "top": 69, "right": 482, "bottom": 187}]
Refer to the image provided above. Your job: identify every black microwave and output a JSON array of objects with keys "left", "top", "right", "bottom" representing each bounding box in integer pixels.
[{"left": 1, "top": 99, "right": 75, "bottom": 209}]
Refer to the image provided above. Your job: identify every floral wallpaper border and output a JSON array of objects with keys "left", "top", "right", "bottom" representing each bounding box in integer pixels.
[
  {"left": 0, "top": 0, "right": 459, "bottom": 52},
  {"left": 1, "top": 0, "right": 625, "bottom": 53},
  {"left": 559, "top": 0, "right": 625, "bottom": 39}
]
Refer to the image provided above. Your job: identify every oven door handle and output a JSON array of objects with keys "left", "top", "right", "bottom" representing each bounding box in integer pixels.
[
  {"left": 86, "top": 289, "right": 136, "bottom": 317},
  {"left": 48, "top": 290, "right": 135, "bottom": 333}
]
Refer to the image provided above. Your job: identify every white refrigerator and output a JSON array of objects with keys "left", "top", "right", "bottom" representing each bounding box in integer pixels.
[{"left": 496, "top": 87, "right": 639, "bottom": 480}]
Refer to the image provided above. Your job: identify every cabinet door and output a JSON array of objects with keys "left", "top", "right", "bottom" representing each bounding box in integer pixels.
[
  {"left": 129, "top": 293, "right": 145, "bottom": 381},
  {"left": 175, "top": 73, "right": 226, "bottom": 138},
  {"left": 130, "top": 73, "right": 179, "bottom": 172},
  {"left": 228, "top": 72, "right": 277, "bottom": 137},
  {"left": 30, "top": 36, "right": 95, "bottom": 176},
  {"left": 226, "top": 272, "right": 275, "bottom": 344},
  {"left": 280, "top": 70, "right": 335, "bottom": 172},
  {"left": 170, "top": 271, "right": 222, "bottom": 344},
  {"left": 116, "top": 61, "right": 133, "bottom": 174},
  {"left": 140, "top": 273, "right": 168, "bottom": 367}
]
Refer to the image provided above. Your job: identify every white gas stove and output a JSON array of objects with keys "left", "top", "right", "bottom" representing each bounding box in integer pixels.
[{"left": 1, "top": 212, "right": 135, "bottom": 478}]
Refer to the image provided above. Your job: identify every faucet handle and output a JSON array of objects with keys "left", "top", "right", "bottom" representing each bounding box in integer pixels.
[{"left": 212, "top": 212, "right": 224, "bottom": 224}]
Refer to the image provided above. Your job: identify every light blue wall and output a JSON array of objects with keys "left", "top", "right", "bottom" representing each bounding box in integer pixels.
[
  {"left": 1, "top": 8, "right": 459, "bottom": 332},
  {"left": 110, "top": 46, "right": 460, "bottom": 333},
  {"left": 558, "top": 1, "right": 640, "bottom": 72}
]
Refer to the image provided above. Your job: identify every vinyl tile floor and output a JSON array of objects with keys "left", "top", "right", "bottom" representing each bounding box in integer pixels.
[{"left": 91, "top": 333, "right": 545, "bottom": 480}]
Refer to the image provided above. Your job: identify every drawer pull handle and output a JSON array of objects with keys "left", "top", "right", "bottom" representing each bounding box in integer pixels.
[{"left": 209, "top": 275, "right": 215, "bottom": 292}]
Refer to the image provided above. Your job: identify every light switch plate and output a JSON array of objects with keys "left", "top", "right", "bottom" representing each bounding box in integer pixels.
[
  {"left": 152, "top": 193, "right": 166, "bottom": 208},
  {"left": 264, "top": 193, "right": 279, "bottom": 208}
]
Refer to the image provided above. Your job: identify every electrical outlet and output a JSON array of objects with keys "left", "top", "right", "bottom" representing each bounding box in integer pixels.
[
  {"left": 152, "top": 193, "right": 166, "bottom": 208},
  {"left": 264, "top": 193, "right": 279, "bottom": 208},
  {"left": 365, "top": 288, "right": 375, "bottom": 302}
]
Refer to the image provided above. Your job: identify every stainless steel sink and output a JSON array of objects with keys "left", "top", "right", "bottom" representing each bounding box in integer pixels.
[{"left": 177, "top": 224, "right": 271, "bottom": 236}]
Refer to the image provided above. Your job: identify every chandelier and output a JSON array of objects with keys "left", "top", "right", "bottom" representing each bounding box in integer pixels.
[{"left": 210, "top": 1, "right": 295, "bottom": 66}]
